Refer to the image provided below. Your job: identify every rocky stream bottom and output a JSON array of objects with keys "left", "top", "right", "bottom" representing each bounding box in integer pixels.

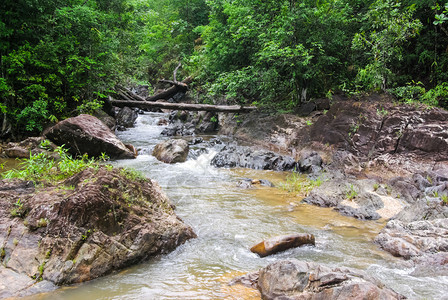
[{"left": 1, "top": 108, "right": 448, "bottom": 299}]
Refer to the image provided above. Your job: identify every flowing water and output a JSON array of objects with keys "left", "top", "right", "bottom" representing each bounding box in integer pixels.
[{"left": 36, "top": 112, "right": 448, "bottom": 299}]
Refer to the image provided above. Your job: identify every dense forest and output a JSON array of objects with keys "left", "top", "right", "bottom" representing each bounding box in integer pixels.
[{"left": 1, "top": 0, "right": 448, "bottom": 136}]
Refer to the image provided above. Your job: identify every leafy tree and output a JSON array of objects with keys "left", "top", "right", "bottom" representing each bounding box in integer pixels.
[{"left": 352, "top": 0, "right": 422, "bottom": 91}]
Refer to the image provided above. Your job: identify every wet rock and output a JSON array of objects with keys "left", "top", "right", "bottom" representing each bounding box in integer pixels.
[
  {"left": 161, "top": 122, "right": 195, "bottom": 136},
  {"left": 375, "top": 218, "right": 448, "bottom": 259},
  {"left": 231, "top": 260, "right": 404, "bottom": 300},
  {"left": 93, "top": 109, "right": 116, "bottom": 130},
  {"left": 298, "top": 151, "right": 323, "bottom": 172},
  {"left": 411, "top": 252, "right": 448, "bottom": 277},
  {"left": 162, "top": 111, "right": 218, "bottom": 136},
  {"left": 236, "top": 178, "right": 275, "bottom": 189},
  {"left": 189, "top": 137, "right": 204, "bottom": 145},
  {"left": 302, "top": 179, "right": 345, "bottom": 208},
  {"left": 0, "top": 267, "right": 57, "bottom": 298},
  {"left": 211, "top": 145, "right": 296, "bottom": 171},
  {"left": 3, "top": 137, "right": 58, "bottom": 159},
  {"left": 153, "top": 139, "right": 189, "bottom": 164},
  {"left": 334, "top": 204, "right": 381, "bottom": 220},
  {"left": 44, "top": 114, "right": 136, "bottom": 159},
  {"left": 0, "top": 167, "right": 196, "bottom": 297},
  {"left": 116, "top": 107, "right": 138, "bottom": 128},
  {"left": 250, "top": 233, "right": 315, "bottom": 257},
  {"left": 157, "top": 118, "right": 168, "bottom": 126},
  {"left": 236, "top": 178, "right": 253, "bottom": 189}
]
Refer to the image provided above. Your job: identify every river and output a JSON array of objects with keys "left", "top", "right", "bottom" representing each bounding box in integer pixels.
[{"left": 36, "top": 112, "right": 448, "bottom": 299}]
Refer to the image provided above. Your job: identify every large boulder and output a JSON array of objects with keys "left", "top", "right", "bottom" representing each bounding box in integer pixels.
[
  {"left": 250, "top": 234, "right": 315, "bottom": 257},
  {"left": 211, "top": 144, "right": 297, "bottom": 171},
  {"left": 0, "top": 167, "right": 196, "bottom": 298},
  {"left": 153, "top": 139, "right": 189, "bottom": 164},
  {"left": 230, "top": 260, "right": 404, "bottom": 299},
  {"left": 44, "top": 114, "right": 136, "bottom": 159}
]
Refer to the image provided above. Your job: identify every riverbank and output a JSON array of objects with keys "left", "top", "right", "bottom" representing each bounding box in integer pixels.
[{"left": 1, "top": 97, "right": 447, "bottom": 298}]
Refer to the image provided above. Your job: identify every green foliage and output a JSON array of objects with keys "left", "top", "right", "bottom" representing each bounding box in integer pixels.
[
  {"left": 388, "top": 81, "right": 426, "bottom": 104},
  {"left": 345, "top": 184, "right": 358, "bottom": 200},
  {"left": 37, "top": 218, "right": 49, "bottom": 228},
  {"left": 2, "top": 146, "right": 96, "bottom": 183},
  {"left": 441, "top": 194, "right": 448, "bottom": 205},
  {"left": 10, "top": 199, "right": 26, "bottom": 218},
  {"left": 280, "top": 172, "right": 323, "bottom": 195},
  {"left": 352, "top": 0, "right": 422, "bottom": 91},
  {"left": 2, "top": 0, "right": 448, "bottom": 121},
  {"left": 119, "top": 167, "right": 146, "bottom": 181}
]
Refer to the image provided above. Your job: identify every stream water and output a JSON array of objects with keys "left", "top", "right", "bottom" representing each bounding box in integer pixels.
[{"left": 35, "top": 112, "right": 448, "bottom": 299}]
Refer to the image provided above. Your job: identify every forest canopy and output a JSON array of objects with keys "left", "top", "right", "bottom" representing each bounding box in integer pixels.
[{"left": 1, "top": 0, "right": 448, "bottom": 135}]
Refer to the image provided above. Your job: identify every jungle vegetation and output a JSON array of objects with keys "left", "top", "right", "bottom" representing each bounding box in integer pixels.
[{"left": 1, "top": 0, "right": 448, "bottom": 135}]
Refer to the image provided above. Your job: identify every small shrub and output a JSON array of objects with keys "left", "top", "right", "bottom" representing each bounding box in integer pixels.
[
  {"left": 345, "top": 184, "right": 358, "bottom": 200},
  {"left": 10, "top": 199, "right": 26, "bottom": 218},
  {"left": 37, "top": 218, "right": 49, "bottom": 228},
  {"left": 441, "top": 194, "right": 448, "bottom": 205},
  {"left": 373, "top": 183, "right": 379, "bottom": 191},
  {"left": 280, "top": 172, "right": 323, "bottom": 195},
  {"left": 376, "top": 106, "right": 389, "bottom": 117},
  {"left": 120, "top": 168, "right": 146, "bottom": 181}
]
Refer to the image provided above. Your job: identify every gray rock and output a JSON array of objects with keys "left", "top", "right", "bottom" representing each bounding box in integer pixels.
[
  {"left": 298, "top": 151, "right": 323, "bottom": 172},
  {"left": 334, "top": 204, "right": 381, "bottom": 220},
  {"left": 153, "top": 139, "right": 189, "bottom": 164},
  {"left": 211, "top": 145, "right": 296, "bottom": 171},
  {"left": 230, "top": 260, "right": 404, "bottom": 299},
  {"left": 375, "top": 218, "right": 448, "bottom": 259},
  {"left": 116, "top": 107, "right": 138, "bottom": 128}
]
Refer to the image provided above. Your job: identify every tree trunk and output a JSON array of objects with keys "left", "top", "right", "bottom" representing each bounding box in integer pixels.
[{"left": 108, "top": 100, "right": 257, "bottom": 113}]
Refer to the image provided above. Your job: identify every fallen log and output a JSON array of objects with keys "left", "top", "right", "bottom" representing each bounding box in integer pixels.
[
  {"left": 109, "top": 100, "right": 258, "bottom": 113},
  {"left": 148, "top": 76, "right": 193, "bottom": 102},
  {"left": 115, "top": 85, "right": 146, "bottom": 102}
]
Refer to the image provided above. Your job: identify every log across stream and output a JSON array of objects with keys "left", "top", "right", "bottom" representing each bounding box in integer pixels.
[
  {"left": 109, "top": 99, "right": 258, "bottom": 113},
  {"left": 39, "top": 112, "right": 448, "bottom": 299}
]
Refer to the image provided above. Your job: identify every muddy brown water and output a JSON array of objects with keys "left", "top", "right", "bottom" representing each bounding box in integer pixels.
[{"left": 22, "top": 112, "right": 448, "bottom": 299}]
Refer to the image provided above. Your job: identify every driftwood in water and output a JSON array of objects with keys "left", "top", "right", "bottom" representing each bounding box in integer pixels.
[{"left": 109, "top": 100, "right": 258, "bottom": 113}]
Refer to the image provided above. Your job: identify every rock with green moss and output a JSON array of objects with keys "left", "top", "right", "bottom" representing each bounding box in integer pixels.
[{"left": 0, "top": 167, "right": 196, "bottom": 298}]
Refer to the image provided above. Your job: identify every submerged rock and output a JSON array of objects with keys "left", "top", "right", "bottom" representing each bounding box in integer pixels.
[
  {"left": 153, "top": 139, "right": 189, "bottom": 164},
  {"left": 44, "top": 114, "right": 136, "bottom": 159},
  {"left": 236, "top": 178, "right": 275, "bottom": 189},
  {"left": 0, "top": 167, "right": 196, "bottom": 297},
  {"left": 250, "top": 233, "right": 315, "bottom": 257},
  {"left": 230, "top": 260, "right": 405, "bottom": 299},
  {"left": 211, "top": 144, "right": 296, "bottom": 171}
]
